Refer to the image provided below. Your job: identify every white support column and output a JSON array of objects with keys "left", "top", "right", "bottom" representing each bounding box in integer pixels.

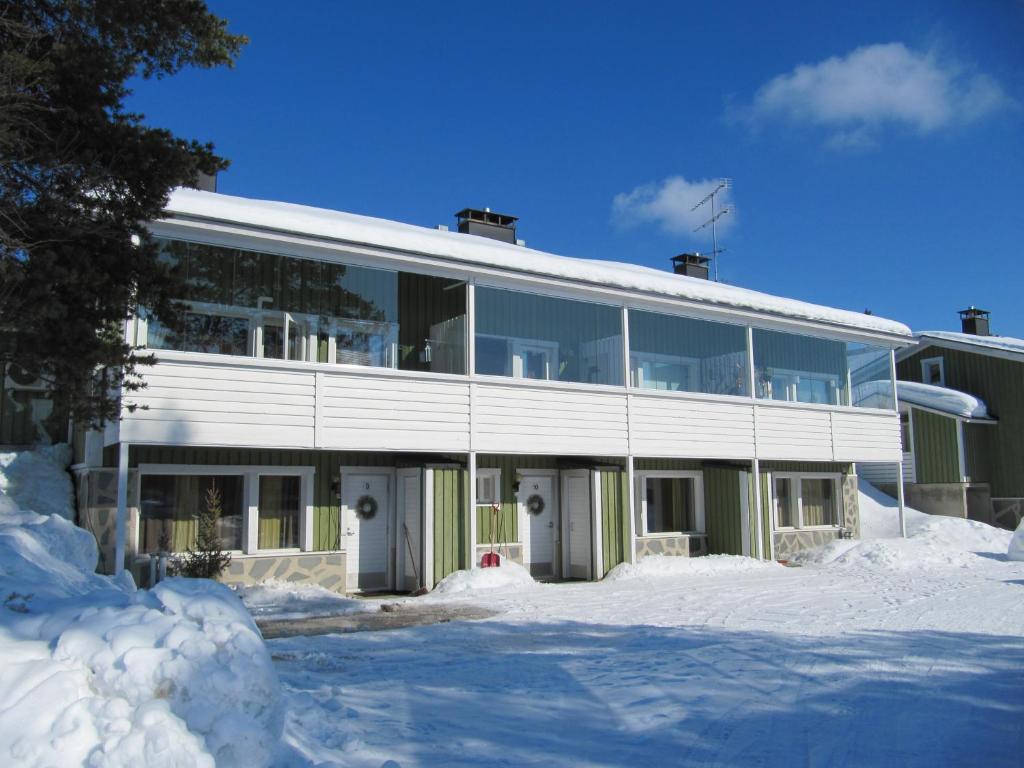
[
  {"left": 467, "top": 279, "right": 478, "bottom": 571},
  {"left": 621, "top": 305, "right": 637, "bottom": 565},
  {"left": 889, "top": 348, "right": 900, "bottom": 412},
  {"left": 746, "top": 326, "right": 757, "bottom": 399},
  {"left": 245, "top": 473, "right": 260, "bottom": 554},
  {"left": 896, "top": 460, "right": 907, "bottom": 539},
  {"left": 752, "top": 458, "right": 764, "bottom": 560},
  {"left": 956, "top": 420, "right": 967, "bottom": 482},
  {"left": 592, "top": 470, "right": 604, "bottom": 578},
  {"left": 468, "top": 451, "right": 477, "bottom": 568},
  {"left": 626, "top": 456, "right": 637, "bottom": 564},
  {"left": 114, "top": 442, "right": 129, "bottom": 576},
  {"left": 467, "top": 279, "right": 476, "bottom": 376},
  {"left": 423, "top": 469, "right": 435, "bottom": 589}
]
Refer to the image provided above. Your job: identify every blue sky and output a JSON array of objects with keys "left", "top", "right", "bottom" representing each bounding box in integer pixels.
[{"left": 127, "top": 1, "right": 1024, "bottom": 337}]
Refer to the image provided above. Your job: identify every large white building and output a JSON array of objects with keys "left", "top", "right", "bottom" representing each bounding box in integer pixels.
[{"left": 72, "top": 189, "right": 911, "bottom": 592}]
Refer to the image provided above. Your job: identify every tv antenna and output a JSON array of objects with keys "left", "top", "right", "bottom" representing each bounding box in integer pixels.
[{"left": 692, "top": 178, "right": 732, "bottom": 282}]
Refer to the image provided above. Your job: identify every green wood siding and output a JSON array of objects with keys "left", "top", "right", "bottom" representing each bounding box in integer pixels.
[
  {"left": 964, "top": 423, "right": 992, "bottom": 483},
  {"left": 910, "top": 408, "right": 960, "bottom": 483},
  {"left": 128, "top": 446, "right": 394, "bottom": 551},
  {"left": 634, "top": 459, "right": 744, "bottom": 556},
  {"left": 599, "top": 469, "right": 629, "bottom": 575},
  {"left": 432, "top": 467, "right": 467, "bottom": 583},
  {"left": 899, "top": 346, "right": 1024, "bottom": 496},
  {"left": 474, "top": 455, "right": 559, "bottom": 545},
  {"left": 704, "top": 466, "right": 744, "bottom": 556}
]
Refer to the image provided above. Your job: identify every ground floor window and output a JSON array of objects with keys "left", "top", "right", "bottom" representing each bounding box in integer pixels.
[
  {"left": 139, "top": 474, "right": 244, "bottom": 554},
  {"left": 137, "top": 465, "right": 314, "bottom": 555},
  {"left": 637, "top": 471, "right": 705, "bottom": 535},
  {"left": 258, "top": 475, "right": 302, "bottom": 550},
  {"left": 772, "top": 473, "right": 841, "bottom": 530},
  {"left": 475, "top": 468, "right": 501, "bottom": 506}
]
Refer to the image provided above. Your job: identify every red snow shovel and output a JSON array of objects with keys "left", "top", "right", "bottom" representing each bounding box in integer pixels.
[{"left": 481, "top": 503, "right": 502, "bottom": 568}]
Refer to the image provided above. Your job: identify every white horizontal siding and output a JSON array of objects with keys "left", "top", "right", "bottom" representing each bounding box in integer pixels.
[
  {"left": 858, "top": 451, "right": 915, "bottom": 485},
  {"left": 755, "top": 406, "right": 833, "bottom": 461},
  {"left": 473, "top": 383, "right": 628, "bottom": 455},
  {"left": 630, "top": 395, "right": 755, "bottom": 459},
  {"left": 831, "top": 410, "right": 902, "bottom": 463},
  {"left": 119, "top": 357, "right": 904, "bottom": 463},
  {"left": 320, "top": 375, "right": 470, "bottom": 452}
]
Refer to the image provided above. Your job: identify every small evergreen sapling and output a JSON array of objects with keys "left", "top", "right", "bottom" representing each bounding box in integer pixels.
[{"left": 176, "top": 485, "right": 232, "bottom": 579}]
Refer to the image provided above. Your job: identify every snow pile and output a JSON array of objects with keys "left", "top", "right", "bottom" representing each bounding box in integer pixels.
[
  {"left": 1008, "top": 519, "right": 1024, "bottom": 562},
  {"left": 795, "top": 481, "right": 1012, "bottom": 570},
  {"left": 0, "top": 448, "right": 283, "bottom": 767},
  {"left": 236, "top": 579, "right": 373, "bottom": 620},
  {"left": 897, "top": 380, "right": 989, "bottom": 419},
  {"left": 605, "top": 554, "right": 780, "bottom": 582},
  {"left": 433, "top": 560, "right": 538, "bottom": 595},
  {"left": 0, "top": 444, "right": 76, "bottom": 520}
]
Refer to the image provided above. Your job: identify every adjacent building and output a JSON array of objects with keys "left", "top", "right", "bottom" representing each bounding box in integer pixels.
[
  {"left": 68, "top": 189, "right": 911, "bottom": 592},
  {"left": 877, "top": 308, "right": 1024, "bottom": 530}
]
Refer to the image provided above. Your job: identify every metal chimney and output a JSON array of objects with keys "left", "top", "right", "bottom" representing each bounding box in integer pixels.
[
  {"left": 959, "top": 306, "right": 991, "bottom": 336},
  {"left": 671, "top": 253, "right": 711, "bottom": 280},
  {"left": 455, "top": 208, "right": 518, "bottom": 244}
]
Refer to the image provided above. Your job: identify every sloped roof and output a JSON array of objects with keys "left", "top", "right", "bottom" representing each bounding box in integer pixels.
[
  {"left": 914, "top": 330, "right": 1024, "bottom": 361},
  {"left": 162, "top": 189, "right": 911, "bottom": 339}
]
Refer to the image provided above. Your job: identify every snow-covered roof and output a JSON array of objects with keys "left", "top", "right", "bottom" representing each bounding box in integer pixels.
[
  {"left": 898, "top": 380, "right": 990, "bottom": 420},
  {"left": 162, "top": 189, "right": 912, "bottom": 339},
  {"left": 851, "top": 379, "right": 991, "bottom": 420},
  {"left": 915, "top": 330, "right": 1024, "bottom": 360}
]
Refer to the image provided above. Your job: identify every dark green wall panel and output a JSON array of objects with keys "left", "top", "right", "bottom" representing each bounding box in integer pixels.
[
  {"left": 899, "top": 346, "right": 1024, "bottom": 496},
  {"left": 910, "top": 408, "right": 960, "bottom": 484}
]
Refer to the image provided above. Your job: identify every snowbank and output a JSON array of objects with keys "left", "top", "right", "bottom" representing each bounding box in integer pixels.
[
  {"left": 433, "top": 560, "right": 538, "bottom": 595},
  {"left": 0, "top": 448, "right": 283, "bottom": 767},
  {"left": 605, "top": 554, "right": 780, "bottom": 582},
  {"left": 1009, "top": 519, "right": 1024, "bottom": 562},
  {"left": 0, "top": 444, "right": 75, "bottom": 520},
  {"left": 897, "top": 380, "right": 989, "bottom": 419},
  {"left": 795, "top": 481, "right": 1012, "bottom": 570},
  {"left": 236, "top": 579, "right": 374, "bottom": 620}
]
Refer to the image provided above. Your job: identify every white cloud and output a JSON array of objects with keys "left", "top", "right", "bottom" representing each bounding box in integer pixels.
[
  {"left": 612, "top": 176, "right": 735, "bottom": 236},
  {"left": 748, "top": 43, "right": 1011, "bottom": 145}
]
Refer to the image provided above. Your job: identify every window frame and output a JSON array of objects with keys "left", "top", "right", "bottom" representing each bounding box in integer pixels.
[
  {"left": 763, "top": 366, "right": 843, "bottom": 405},
  {"left": 920, "top": 356, "right": 945, "bottom": 387},
  {"left": 771, "top": 472, "right": 843, "bottom": 531},
  {"left": 475, "top": 468, "right": 501, "bottom": 506},
  {"left": 635, "top": 470, "right": 706, "bottom": 537},
  {"left": 135, "top": 464, "right": 316, "bottom": 556},
  {"left": 629, "top": 350, "right": 701, "bottom": 391}
]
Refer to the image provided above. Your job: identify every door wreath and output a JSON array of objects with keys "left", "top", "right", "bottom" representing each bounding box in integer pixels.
[
  {"left": 525, "top": 494, "right": 546, "bottom": 516},
  {"left": 355, "top": 494, "right": 379, "bottom": 520}
]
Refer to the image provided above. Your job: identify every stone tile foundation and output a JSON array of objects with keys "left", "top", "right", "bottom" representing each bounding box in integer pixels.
[
  {"left": 220, "top": 552, "right": 347, "bottom": 593},
  {"left": 773, "top": 474, "right": 859, "bottom": 560},
  {"left": 635, "top": 534, "right": 708, "bottom": 558}
]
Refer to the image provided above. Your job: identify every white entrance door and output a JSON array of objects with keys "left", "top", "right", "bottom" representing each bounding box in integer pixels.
[
  {"left": 518, "top": 472, "right": 558, "bottom": 578},
  {"left": 395, "top": 468, "right": 423, "bottom": 593},
  {"left": 561, "top": 470, "right": 592, "bottom": 579},
  {"left": 342, "top": 471, "right": 391, "bottom": 591}
]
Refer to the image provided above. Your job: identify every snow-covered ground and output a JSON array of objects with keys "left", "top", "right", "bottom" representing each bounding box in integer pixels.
[
  {"left": 3, "top": 446, "right": 1022, "bottom": 766},
  {"left": 0, "top": 448, "right": 283, "bottom": 767},
  {"left": 270, "top": 482, "right": 1024, "bottom": 767}
]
